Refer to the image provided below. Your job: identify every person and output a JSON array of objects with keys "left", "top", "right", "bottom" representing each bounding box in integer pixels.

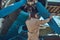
[{"left": 26, "top": 13, "right": 52, "bottom": 40}]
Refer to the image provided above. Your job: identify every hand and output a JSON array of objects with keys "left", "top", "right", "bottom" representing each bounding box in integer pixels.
[{"left": 49, "top": 14, "right": 53, "bottom": 20}]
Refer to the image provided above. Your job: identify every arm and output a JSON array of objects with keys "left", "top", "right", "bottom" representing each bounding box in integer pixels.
[
  {"left": 38, "top": 16, "right": 52, "bottom": 24},
  {"left": 40, "top": 18, "right": 51, "bottom": 24}
]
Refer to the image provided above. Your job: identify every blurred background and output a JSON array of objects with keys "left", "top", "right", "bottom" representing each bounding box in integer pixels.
[{"left": 0, "top": 0, "right": 60, "bottom": 40}]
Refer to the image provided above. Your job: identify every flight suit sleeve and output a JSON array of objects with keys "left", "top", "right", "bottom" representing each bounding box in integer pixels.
[{"left": 37, "top": 18, "right": 51, "bottom": 24}]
